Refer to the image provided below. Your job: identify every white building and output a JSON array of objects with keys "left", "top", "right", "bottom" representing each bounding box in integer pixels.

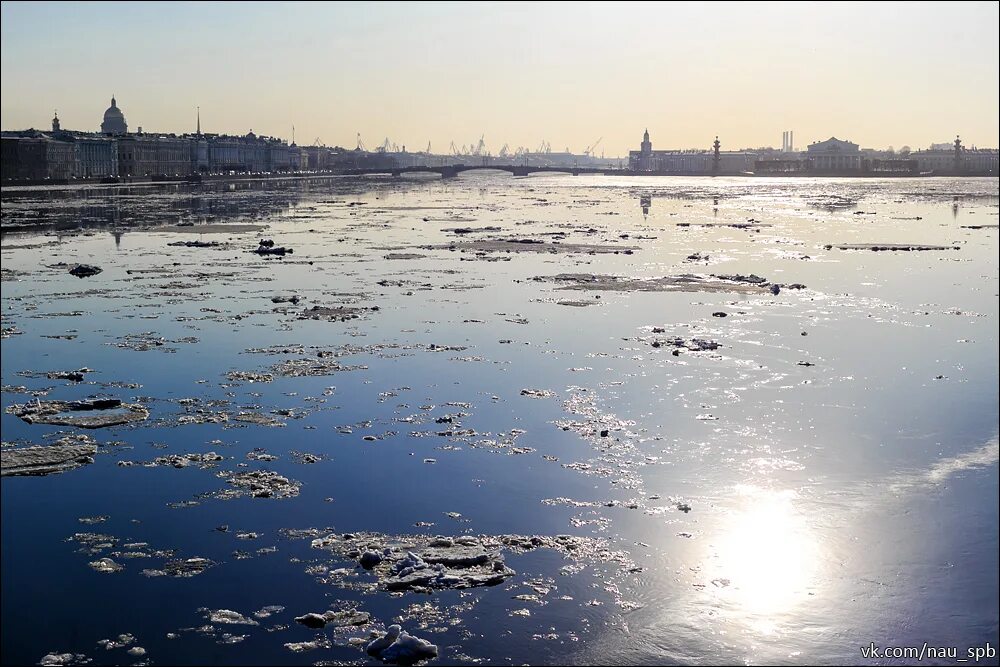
[{"left": 805, "top": 137, "right": 861, "bottom": 172}]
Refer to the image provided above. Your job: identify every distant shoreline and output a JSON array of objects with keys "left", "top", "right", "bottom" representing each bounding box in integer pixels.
[{"left": 2, "top": 169, "right": 997, "bottom": 192}]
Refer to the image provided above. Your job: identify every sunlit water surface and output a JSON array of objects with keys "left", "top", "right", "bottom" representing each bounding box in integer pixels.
[{"left": 2, "top": 175, "right": 997, "bottom": 666}]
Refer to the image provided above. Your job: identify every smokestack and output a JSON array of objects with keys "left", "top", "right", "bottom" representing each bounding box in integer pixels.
[
  {"left": 782, "top": 131, "right": 786, "bottom": 152},
  {"left": 789, "top": 131, "right": 793, "bottom": 152}
]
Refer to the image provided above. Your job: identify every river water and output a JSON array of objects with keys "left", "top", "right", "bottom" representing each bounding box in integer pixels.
[{"left": 2, "top": 175, "right": 997, "bottom": 666}]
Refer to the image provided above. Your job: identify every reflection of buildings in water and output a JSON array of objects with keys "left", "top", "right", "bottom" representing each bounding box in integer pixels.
[
  {"left": 953, "top": 197, "right": 960, "bottom": 219},
  {"left": 1, "top": 180, "right": 310, "bottom": 234},
  {"left": 2, "top": 175, "right": 626, "bottom": 236},
  {"left": 637, "top": 194, "right": 718, "bottom": 217},
  {"left": 805, "top": 195, "right": 858, "bottom": 213}
]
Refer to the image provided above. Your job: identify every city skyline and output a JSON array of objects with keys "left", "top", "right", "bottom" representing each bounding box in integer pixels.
[
  {"left": 19, "top": 95, "right": 996, "bottom": 157},
  {"left": 2, "top": 1, "right": 998, "bottom": 155},
  {"left": 6, "top": 92, "right": 995, "bottom": 183}
]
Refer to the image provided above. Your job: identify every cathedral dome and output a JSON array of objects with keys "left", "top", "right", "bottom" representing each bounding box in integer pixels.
[{"left": 100, "top": 96, "right": 127, "bottom": 135}]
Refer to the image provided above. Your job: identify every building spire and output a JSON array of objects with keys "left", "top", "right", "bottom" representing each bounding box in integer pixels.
[
  {"left": 111, "top": 94, "right": 116, "bottom": 107},
  {"left": 197, "top": 106, "right": 201, "bottom": 135}
]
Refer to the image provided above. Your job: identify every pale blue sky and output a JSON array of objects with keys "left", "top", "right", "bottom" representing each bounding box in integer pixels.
[{"left": 2, "top": 1, "right": 997, "bottom": 155}]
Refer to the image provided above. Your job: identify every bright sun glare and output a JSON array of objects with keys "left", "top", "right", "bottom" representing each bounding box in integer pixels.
[{"left": 711, "top": 486, "right": 820, "bottom": 632}]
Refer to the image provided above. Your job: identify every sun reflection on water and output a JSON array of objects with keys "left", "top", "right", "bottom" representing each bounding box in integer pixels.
[{"left": 710, "top": 486, "right": 820, "bottom": 633}]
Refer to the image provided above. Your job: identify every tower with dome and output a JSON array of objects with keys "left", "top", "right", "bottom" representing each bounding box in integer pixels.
[{"left": 100, "top": 96, "right": 127, "bottom": 135}]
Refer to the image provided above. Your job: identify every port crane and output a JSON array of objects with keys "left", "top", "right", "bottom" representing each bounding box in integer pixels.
[
  {"left": 355, "top": 133, "right": 366, "bottom": 151},
  {"left": 470, "top": 135, "right": 486, "bottom": 157},
  {"left": 583, "top": 137, "right": 603, "bottom": 157}
]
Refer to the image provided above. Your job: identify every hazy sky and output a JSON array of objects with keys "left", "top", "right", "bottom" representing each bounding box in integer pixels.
[{"left": 2, "top": 1, "right": 997, "bottom": 155}]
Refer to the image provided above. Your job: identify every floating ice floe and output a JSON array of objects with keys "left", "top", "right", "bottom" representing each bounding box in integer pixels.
[
  {"left": 366, "top": 624, "right": 438, "bottom": 664},
  {"left": 2, "top": 437, "right": 98, "bottom": 477},
  {"left": 8, "top": 398, "right": 148, "bottom": 429}
]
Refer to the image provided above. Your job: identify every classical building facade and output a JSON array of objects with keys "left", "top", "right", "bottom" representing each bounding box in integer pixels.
[
  {"left": 73, "top": 134, "right": 118, "bottom": 178},
  {"left": 267, "top": 141, "right": 290, "bottom": 171},
  {"left": 117, "top": 134, "right": 191, "bottom": 177},
  {"left": 289, "top": 144, "right": 305, "bottom": 171},
  {"left": 1, "top": 134, "right": 48, "bottom": 180},
  {"left": 0, "top": 136, "right": 17, "bottom": 180},
  {"left": 190, "top": 135, "right": 209, "bottom": 172},
  {"left": 910, "top": 138, "right": 998, "bottom": 175},
  {"left": 238, "top": 132, "right": 268, "bottom": 172},
  {"left": 303, "top": 145, "right": 329, "bottom": 170},
  {"left": 805, "top": 137, "right": 862, "bottom": 172},
  {"left": 0, "top": 130, "right": 92, "bottom": 180},
  {"left": 43, "top": 137, "right": 76, "bottom": 179},
  {"left": 205, "top": 132, "right": 276, "bottom": 172},
  {"left": 961, "top": 149, "right": 999, "bottom": 174}
]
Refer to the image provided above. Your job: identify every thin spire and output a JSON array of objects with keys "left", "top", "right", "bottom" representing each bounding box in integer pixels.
[{"left": 197, "top": 106, "right": 201, "bottom": 135}]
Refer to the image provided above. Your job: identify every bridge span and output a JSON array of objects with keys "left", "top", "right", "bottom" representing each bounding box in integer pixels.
[{"left": 338, "top": 164, "right": 618, "bottom": 178}]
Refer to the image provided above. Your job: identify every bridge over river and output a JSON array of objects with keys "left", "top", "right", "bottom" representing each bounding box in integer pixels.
[{"left": 338, "top": 164, "right": 622, "bottom": 178}]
